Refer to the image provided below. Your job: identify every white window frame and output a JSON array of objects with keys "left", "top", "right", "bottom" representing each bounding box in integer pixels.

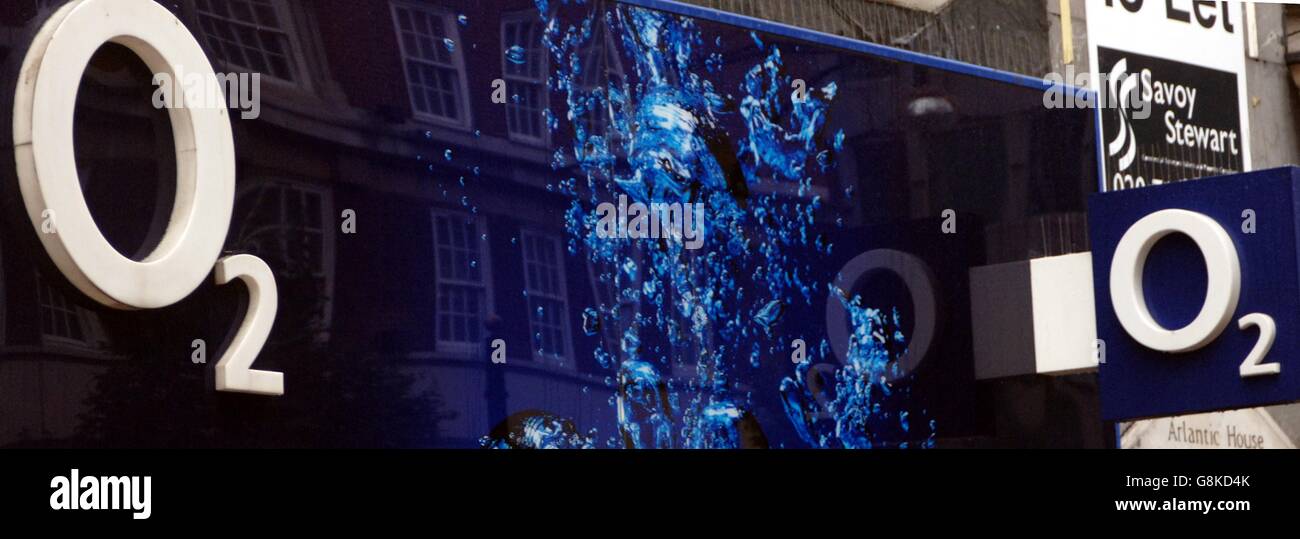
[
  {"left": 391, "top": 1, "right": 474, "bottom": 130},
  {"left": 431, "top": 209, "right": 494, "bottom": 357},
  {"left": 500, "top": 11, "right": 549, "bottom": 146},
  {"left": 232, "top": 179, "right": 336, "bottom": 335},
  {"left": 521, "top": 230, "right": 573, "bottom": 367},
  {"left": 190, "top": 0, "right": 312, "bottom": 88}
]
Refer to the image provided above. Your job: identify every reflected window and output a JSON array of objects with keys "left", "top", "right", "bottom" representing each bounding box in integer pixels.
[
  {"left": 433, "top": 212, "right": 489, "bottom": 354},
  {"left": 36, "top": 274, "right": 107, "bottom": 351},
  {"left": 501, "top": 12, "right": 547, "bottom": 144},
  {"left": 392, "top": 2, "right": 471, "bottom": 128},
  {"left": 576, "top": 21, "right": 625, "bottom": 140},
  {"left": 194, "top": 0, "right": 303, "bottom": 83},
  {"left": 521, "top": 232, "right": 570, "bottom": 365},
  {"left": 586, "top": 259, "right": 618, "bottom": 354},
  {"left": 585, "top": 248, "right": 641, "bottom": 363},
  {"left": 230, "top": 180, "right": 335, "bottom": 333}
]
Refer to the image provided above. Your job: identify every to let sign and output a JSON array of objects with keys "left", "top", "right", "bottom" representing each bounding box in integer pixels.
[{"left": 1086, "top": 0, "right": 1250, "bottom": 191}]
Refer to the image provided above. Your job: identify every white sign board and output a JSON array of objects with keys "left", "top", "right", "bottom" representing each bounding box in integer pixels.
[
  {"left": 1122, "top": 408, "right": 1295, "bottom": 449},
  {"left": 1087, "top": 0, "right": 1251, "bottom": 191}
]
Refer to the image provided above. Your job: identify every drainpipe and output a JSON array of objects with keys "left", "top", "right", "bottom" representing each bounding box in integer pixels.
[{"left": 1288, "top": 4, "right": 1300, "bottom": 89}]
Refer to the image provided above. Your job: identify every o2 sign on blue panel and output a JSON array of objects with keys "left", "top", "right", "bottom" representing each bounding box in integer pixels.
[{"left": 1089, "top": 167, "right": 1300, "bottom": 421}]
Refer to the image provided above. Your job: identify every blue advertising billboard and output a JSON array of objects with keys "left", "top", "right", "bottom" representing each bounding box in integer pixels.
[{"left": 0, "top": 0, "right": 1099, "bottom": 448}]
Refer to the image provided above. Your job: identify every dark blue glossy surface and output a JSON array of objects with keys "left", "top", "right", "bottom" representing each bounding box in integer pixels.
[{"left": 0, "top": 0, "right": 1099, "bottom": 448}]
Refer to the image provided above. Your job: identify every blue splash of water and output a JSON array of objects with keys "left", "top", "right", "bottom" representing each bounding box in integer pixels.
[
  {"left": 481, "top": 412, "right": 596, "bottom": 449},
  {"left": 779, "top": 293, "right": 936, "bottom": 448},
  {"left": 513, "top": 1, "right": 933, "bottom": 449}
]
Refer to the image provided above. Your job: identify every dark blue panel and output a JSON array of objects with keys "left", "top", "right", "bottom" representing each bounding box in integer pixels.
[{"left": 1090, "top": 167, "right": 1300, "bottom": 420}]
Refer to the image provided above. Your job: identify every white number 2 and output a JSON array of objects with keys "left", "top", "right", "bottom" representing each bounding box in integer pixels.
[
  {"left": 215, "top": 255, "right": 284, "bottom": 396},
  {"left": 1238, "top": 313, "right": 1280, "bottom": 378}
]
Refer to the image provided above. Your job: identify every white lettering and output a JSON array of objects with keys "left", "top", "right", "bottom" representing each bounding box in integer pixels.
[{"left": 49, "top": 470, "right": 151, "bottom": 520}]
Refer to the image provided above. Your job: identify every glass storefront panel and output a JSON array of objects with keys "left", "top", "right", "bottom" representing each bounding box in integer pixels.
[{"left": 0, "top": 0, "right": 1098, "bottom": 448}]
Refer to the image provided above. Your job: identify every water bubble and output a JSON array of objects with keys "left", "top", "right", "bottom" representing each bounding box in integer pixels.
[
  {"left": 582, "top": 308, "right": 601, "bottom": 337},
  {"left": 753, "top": 299, "right": 784, "bottom": 331},
  {"left": 505, "top": 45, "right": 527, "bottom": 65}
]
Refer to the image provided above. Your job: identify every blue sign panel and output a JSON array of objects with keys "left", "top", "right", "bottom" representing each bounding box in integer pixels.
[{"left": 1090, "top": 167, "right": 1300, "bottom": 421}]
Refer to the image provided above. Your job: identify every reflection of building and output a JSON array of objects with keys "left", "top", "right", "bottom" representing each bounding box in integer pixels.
[{"left": 0, "top": 0, "right": 620, "bottom": 447}]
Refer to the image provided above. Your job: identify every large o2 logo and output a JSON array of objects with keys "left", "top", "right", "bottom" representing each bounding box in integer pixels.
[
  {"left": 1109, "top": 209, "right": 1280, "bottom": 379},
  {"left": 13, "top": 0, "right": 282, "bottom": 396}
]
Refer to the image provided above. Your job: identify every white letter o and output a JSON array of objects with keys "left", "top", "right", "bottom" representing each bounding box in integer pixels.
[
  {"left": 1109, "top": 209, "right": 1240, "bottom": 353},
  {"left": 13, "top": 0, "right": 234, "bottom": 309}
]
